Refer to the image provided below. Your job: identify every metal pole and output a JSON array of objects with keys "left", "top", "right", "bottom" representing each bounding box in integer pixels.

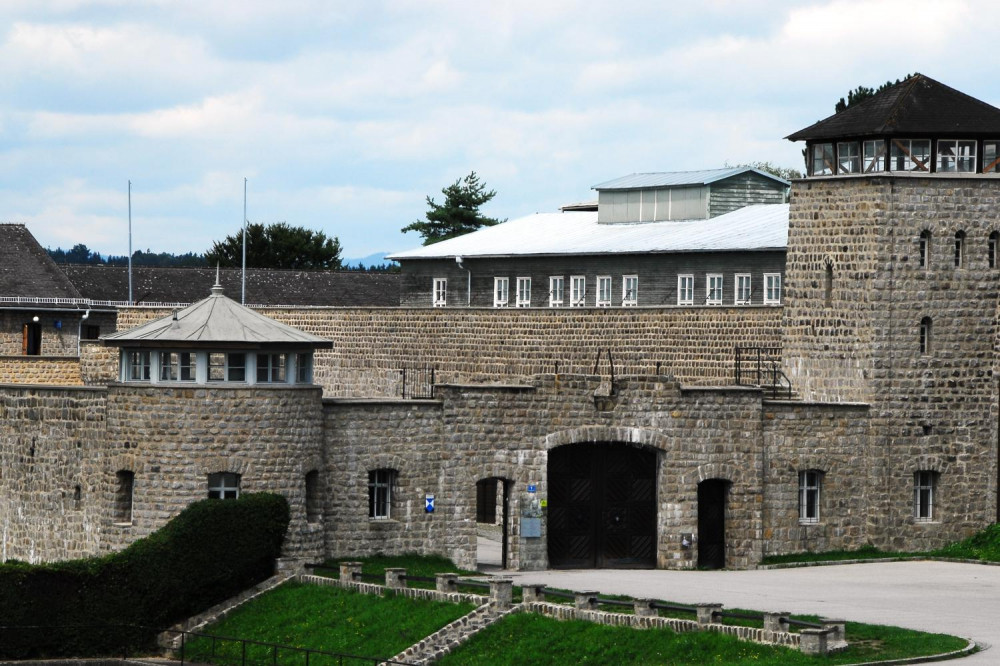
[
  {"left": 242, "top": 177, "right": 247, "bottom": 304},
  {"left": 128, "top": 180, "right": 133, "bottom": 304}
]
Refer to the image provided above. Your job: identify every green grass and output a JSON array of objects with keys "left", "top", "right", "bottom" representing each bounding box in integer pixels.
[
  {"left": 182, "top": 581, "right": 475, "bottom": 664},
  {"left": 935, "top": 523, "right": 1000, "bottom": 561},
  {"left": 760, "top": 544, "right": 924, "bottom": 565},
  {"left": 435, "top": 613, "right": 969, "bottom": 666}
]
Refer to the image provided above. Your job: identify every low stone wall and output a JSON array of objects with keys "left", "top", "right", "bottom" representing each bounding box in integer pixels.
[
  {"left": 0, "top": 356, "right": 83, "bottom": 385},
  {"left": 79, "top": 342, "right": 117, "bottom": 385}
]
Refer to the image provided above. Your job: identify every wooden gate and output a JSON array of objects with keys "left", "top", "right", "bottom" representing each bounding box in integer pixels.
[
  {"left": 548, "top": 443, "right": 656, "bottom": 569},
  {"left": 697, "top": 479, "right": 729, "bottom": 569}
]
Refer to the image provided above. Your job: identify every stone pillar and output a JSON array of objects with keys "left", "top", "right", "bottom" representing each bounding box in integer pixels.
[
  {"left": 339, "top": 561, "right": 362, "bottom": 582},
  {"left": 489, "top": 577, "right": 513, "bottom": 609},
  {"left": 522, "top": 584, "right": 546, "bottom": 603},
  {"left": 275, "top": 558, "right": 305, "bottom": 575},
  {"left": 821, "top": 618, "right": 848, "bottom": 651},
  {"left": 799, "top": 628, "right": 830, "bottom": 656},
  {"left": 435, "top": 573, "right": 458, "bottom": 593},
  {"left": 696, "top": 603, "right": 723, "bottom": 625},
  {"left": 575, "top": 591, "right": 599, "bottom": 611},
  {"left": 634, "top": 598, "right": 657, "bottom": 617},
  {"left": 763, "top": 611, "right": 789, "bottom": 635},
  {"left": 385, "top": 567, "right": 406, "bottom": 589}
]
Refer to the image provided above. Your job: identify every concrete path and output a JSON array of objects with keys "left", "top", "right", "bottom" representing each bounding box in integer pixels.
[{"left": 491, "top": 561, "right": 997, "bottom": 664}]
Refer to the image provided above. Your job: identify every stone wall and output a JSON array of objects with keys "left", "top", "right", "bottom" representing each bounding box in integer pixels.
[
  {"left": 80, "top": 341, "right": 118, "bottom": 385},
  {"left": 0, "top": 357, "right": 83, "bottom": 385},
  {"left": 0, "top": 310, "right": 86, "bottom": 357}
]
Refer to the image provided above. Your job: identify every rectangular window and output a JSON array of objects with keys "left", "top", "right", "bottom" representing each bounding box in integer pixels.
[
  {"left": 937, "top": 140, "right": 976, "bottom": 173},
  {"left": 83, "top": 325, "right": 101, "bottom": 340},
  {"left": 209, "top": 352, "right": 246, "bottom": 382},
  {"left": 735, "top": 274, "right": 751, "bottom": 305},
  {"left": 368, "top": 469, "right": 395, "bottom": 519},
  {"left": 127, "top": 351, "right": 151, "bottom": 381},
  {"left": 208, "top": 472, "right": 240, "bottom": 499},
  {"left": 516, "top": 277, "right": 531, "bottom": 307},
  {"left": 919, "top": 231, "right": 930, "bottom": 268},
  {"left": 890, "top": 139, "right": 931, "bottom": 172},
  {"left": 597, "top": 276, "right": 612, "bottom": 307},
  {"left": 984, "top": 141, "right": 1000, "bottom": 173},
  {"left": 571, "top": 276, "right": 586, "bottom": 306},
  {"left": 493, "top": 277, "right": 509, "bottom": 307},
  {"left": 954, "top": 232, "right": 965, "bottom": 268},
  {"left": 810, "top": 143, "right": 834, "bottom": 176},
  {"left": 677, "top": 275, "right": 694, "bottom": 305},
  {"left": 863, "top": 139, "right": 886, "bottom": 173},
  {"left": 114, "top": 470, "right": 134, "bottom": 524},
  {"left": 706, "top": 274, "right": 723, "bottom": 305},
  {"left": 159, "top": 352, "right": 195, "bottom": 382},
  {"left": 432, "top": 278, "right": 447, "bottom": 307},
  {"left": 798, "top": 470, "right": 821, "bottom": 524},
  {"left": 990, "top": 234, "right": 998, "bottom": 269},
  {"left": 914, "top": 471, "right": 936, "bottom": 521},
  {"left": 549, "top": 276, "right": 564, "bottom": 307},
  {"left": 837, "top": 142, "right": 860, "bottom": 174},
  {"left": 764, "top": 274, "right": 782, "bottom": 305},
  {"left": 256, "top": 353, "right": 287, "bottom": 383},
  {"left": 622, "top": 275, "right": 638, "bottom": 306},
  {"left": 296, "top": 353, "right": 312, "bottom": 383}
]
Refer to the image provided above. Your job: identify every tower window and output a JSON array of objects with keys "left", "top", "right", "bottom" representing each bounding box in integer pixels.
[
  {"left": 989, "top": 232, "right": 998, "bottom": 269},
  {"left": 919, "top": 317, "right": 932, "bottom": 354},
  {"left": 919, "top": 230, "right": 931, "bottom": 268},
  {"left": 914, "top": 471, "right": 938, "bottom": 521},
  {"left": 798, "top": 470, "right": 822, "bottom": 524},
  {"left": 305, "top": 470, "right": 321, "bottom": 524},
  {"left": 208, "top": 472, "right": 240, "bottom": 499},
  {"left": 824, "top": 263, "right": 833, "bottom": 306},
  {"left": 368, "top": 469, "right": 396, "bottom": 519},
  {"left": 954, "top": 231, "right": 966, "bottom": 268},
  {"left": 115, "top": 471, "right": 134, "bottom": 524}
]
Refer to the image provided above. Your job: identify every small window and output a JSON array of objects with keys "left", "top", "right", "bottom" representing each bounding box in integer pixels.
[
  {"left": 919, "top": 230, "right": 931, "bottom": 268},
  {"left": 706, "top": 274, "right": 723, "bottom": 305},
  {"left": 824, "top": 263, "right": 833, "bottom": 307},
  {"left": 257, "top": 353, "right": 287, "bottom": 383},
  {"left": 798, "top": 470, "right": 822, "bottom": 524},
  {"left": 597, "top": 276, "right": 612, "bottom": 307},
  {"left": 735, "top": 274, "right": 751, "bottom": 305},
  {"left": 549, "top": 276, "right": 565, "bottom": 307},
  {"left": 937, "top": 140, "right": 976, "bottom": 173},
  {"left": 837, "top": 142, "right": 860, "bottom": 174},
  {"left": 984, "top": 141, "right": 1000, "bottom": 173},
  {"left": 989, "top": 232, "right": 998, "bottom": 269},
  {"left": 208, "top": 352, "right": 246, "bottom": 382},
  {"left": 914, "top": 471, "right": 937, "bottom": 521},
  {"left": 954, "top": 231, "right": 966, "bottom": 268},
  {"left": 83, "top": 325, "right": 101, "bottom": 340},
  {"left": 677, "top": 275, "right": 694, "bottom": 306},
  {"left": 432, "top": 278, "right": 447, "bottom": 307},
  {"left": 516, "top": 277, "right": 531, "bottom": 307},
  {"left": 159, "top": 352, "right": 195, "bottom": 382},
  {"left": 919, "top": 317, "right": 932, "bottom": 354},
  {"left": 810, "top": 143, "right": 834, "bottom": 176},
  {"left": 863, "top": 139, "right": 886, "bottom": 173},
  {"left": 890, "top": 139, "right": 931, "bottom": 172},
  {"left": 208, "top": 472, "right": 240, "bottom": 499},
  {"left": 114, "top": 470, "right": 134, "bottom": 524},
  {"left": 570, "top": 276, "right": 586, "bottom": 307},
  {"left": 126, "top": 351, "right": 151, "bottom": 381},
  {"left": 296, "top": 353, "right": 312, "bottom": 383},
  {"left": 368, "top": 468, "right": 396, "bottom": 519},
  {"left": 493, "top": 277, "right": 509, "bottom": 307},
  {"left": 764, "top": 274, "right": 782, "bottom": 305},
  {"left": 305, "top": 470, "right": 321, "bottom": 523},
  {"left": 622, "top": 275, "right": 638, "bottom": 306}
]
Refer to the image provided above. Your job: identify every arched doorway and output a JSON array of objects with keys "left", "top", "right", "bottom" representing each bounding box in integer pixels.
[
  {"left": 697, "top": 479, "right": 729, "bottom": 569},
  {"left": 476, "top": 477, "right": 511, "bottom": 569},
  {"left": 547, "top": 443, "right": 656, "bottom": 569}
]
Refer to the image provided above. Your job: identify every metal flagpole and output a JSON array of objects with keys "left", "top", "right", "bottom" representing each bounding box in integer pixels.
[
  {"left": 128, "top": 180, "right": 133, "bottom": 304},
  {"left": 242, "top": 177, "right": 247, "bottom": 304}
]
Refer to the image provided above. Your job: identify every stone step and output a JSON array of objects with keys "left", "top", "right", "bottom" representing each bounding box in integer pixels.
[{"left": 387, "top": 603, "right": 519, "bottom": 665}]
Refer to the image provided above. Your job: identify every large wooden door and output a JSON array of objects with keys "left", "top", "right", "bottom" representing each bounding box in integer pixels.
[
  {"left": 697, "top": 479, "right": 728, "bottom": 569},
  {"left": 548, "top": 443, "right": 656, "bottom": 569}
]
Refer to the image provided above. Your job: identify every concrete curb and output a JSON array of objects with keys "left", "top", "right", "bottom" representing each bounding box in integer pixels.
[
  {"left": 833, "top": 638, "right": 978, "bottom": 665},
  {"left": 758, "top": 556, "right": 1000, "bottom": 570}
]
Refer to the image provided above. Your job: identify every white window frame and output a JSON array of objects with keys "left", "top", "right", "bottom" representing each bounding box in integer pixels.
[
  {"left": 516, "top": 277, "right": 531, "bottom": 307},
  {"left": 990, "top": 232, "right": 999, "bottom": 269},
  {"left": 937, "top": 139, "right": 976, "bottom": 173},
  {"left": 919, "top": 230, "right": 931, "bottom": 269},
  {"left": 597, "top": 275, "right": 612, "bottom": 307},
  {"left": 890, "top": 138, "right": 931, "bottom": 172},
  {"left": 706, "top": 274, "right": 723, "bottom": 305},
  {"left": 984, "top": 141, "right": 1000, "bottom": 173},
  {"left": 570, "top": 276, "right": 586, "bottom": 307},
  {"left": 432, "top": 278, "right": 447, "bottom": 307},
  {"left": 954, "top": 231, "right": 965, "bottom": 268},
  {"left": 810, "top": 143, "right": 834, "bottom": 176},
  {"left": 863, "top": 139, "right": 886, "bottom": 173},
  {"left": 622, "top": 275, "right": 638, "bottom": 307},
  {"left": 208, "top": 472, "right": 240, "bottom": 500},
  {"left": 296, "top": 353, "right": 312, "bottom": 384},
  {"left": 256, "top": 352, "right": 287, "bottom": 384},
  {"left": 126, "top": 350, "right": 151, "bottom": 382},
  {"left": 677, "top": 274, "right": 694, "bottom": 306},
  {"left": 369, "top": 469, "right": 395, "bottom": 520},
  {"left": 837, "top": 141, "right": 860, "bottom": 174},
  {"left": 735, "top": 274, "right": 752, "bottom": 305},
  {"left": 764, "top": 273, "right": 782, "bottom": 305},
  {"left": 493, "top": 277, "right": 509, "bottom": 307},
  {"left": 209, "top": 352, "right": 246, "bottom": 383},
  {"left": 159, "top": 351, "right": 195, "bottom": 382},
  {"left": 798, "top": 470, "right": 821, "bottom": 524},
  {"left": 549, "top": 276, "right": 564, "bottom": 307},
  {"left": 914, "top": 471, "right": 936, "bottom": 522}
]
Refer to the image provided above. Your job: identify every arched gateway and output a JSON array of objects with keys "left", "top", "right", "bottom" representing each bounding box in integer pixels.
[{"left": 547, "top": 442, "right": 657, "bottom": 568}]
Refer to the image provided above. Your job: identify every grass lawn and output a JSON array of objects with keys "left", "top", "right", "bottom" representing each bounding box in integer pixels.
[{"left": 181, "top": 581, "right": 475, "bottom": 664}]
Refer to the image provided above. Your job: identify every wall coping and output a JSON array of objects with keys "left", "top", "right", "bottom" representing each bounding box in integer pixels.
[
  {"left": 680, "top": 384, "right": 762, "bottom": 394},
  {"left": 0, "top": 382, "right": 106, "bottom": 393},
  {"left": 106, "top": 382, "right": 323, "bottom": 392},
  {"left": 436, "top": 383, "right": 536, "bottom": 392},
  {"left": 323, "top": 397, "right": 442, "bottom": 406},
  {"left": 0, "top": 355, "right": 81, "bottom": 361},
  {"left": 763, "top": 399, "right": 870, "bottom": 409}
]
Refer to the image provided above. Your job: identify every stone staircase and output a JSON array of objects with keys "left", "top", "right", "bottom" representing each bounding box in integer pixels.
[{"left": 386, "top": 602, "right": 520, "bottom": 665}]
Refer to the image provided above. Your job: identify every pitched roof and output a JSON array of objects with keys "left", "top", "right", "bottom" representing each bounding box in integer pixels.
[
  {"left": 61, "top": 265, "right": 400, "bottom": 307},
  {"left": 592, "top": 167, "right": 789, "bottom": 190},
  {"left": 387, "top": 204, "right": 788, "bottom": 260},
  {"left": 0, "top": 224, "right": 83, "bottom": 303},
  {"left": 787, "top": 74, "right": 1000, "bottom": 142},
  {"left": 103, "top": 281, "right": 333, "bottom": 348}
]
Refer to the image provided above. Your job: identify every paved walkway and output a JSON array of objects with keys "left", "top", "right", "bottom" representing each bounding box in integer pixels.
[{"left": 488, "top": 558, "right": 997, "bottom": 664}]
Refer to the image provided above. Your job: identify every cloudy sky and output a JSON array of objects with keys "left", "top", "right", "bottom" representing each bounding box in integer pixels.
[{"left": 1, "top": 0, "right": 997, "bottom": 261}]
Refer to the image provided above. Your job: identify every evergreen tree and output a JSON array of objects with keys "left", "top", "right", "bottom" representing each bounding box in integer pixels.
[
  {"left": 402, "top": 171, "right": 504, "bottom": 245},
  {"left": 206, "top": 222, "right": 342, "bottom": 270}
]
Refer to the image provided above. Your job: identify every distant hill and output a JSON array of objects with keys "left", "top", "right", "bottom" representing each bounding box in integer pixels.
[{"left": 343, "top": 252, "right": 398, "bottom": 269}]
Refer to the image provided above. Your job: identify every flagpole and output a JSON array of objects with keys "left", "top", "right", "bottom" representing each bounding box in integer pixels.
[
  {"left": 128, "top": 180, "right": 133, "bottom": 305},
  {"left": 242, "top": 177, "right": 247, "bottom": 304}
]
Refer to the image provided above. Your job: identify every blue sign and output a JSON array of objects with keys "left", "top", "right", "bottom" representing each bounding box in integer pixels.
[
  {"left": 425, "top": 495, "right": 435, "bottom": 513},
  {"left": 527, "top": 485, "right": 536, "bottom": 493}
]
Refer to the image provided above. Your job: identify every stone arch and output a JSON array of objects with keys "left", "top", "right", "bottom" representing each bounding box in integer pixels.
[
  {"left": 199, "top": 456, "right": 252, "bottom": 476},
  {"left": 683, "top": 462, "right": 739, "bottom": 487},
  {"left": 544, "top": 425, "right": 671, "bottom": 452},
  {"left": 297, "top": 454, "right": 324, "bottom": 476},
  {"left": 790, "top": 455, "right": 838, "bottom": 478},
  {"left": 360, "top": 452, "right": 408, "bottom": 474},
  {"left": 106, "top": 453, "right": 137, "bottom": 474},
  {"left": 904, "top": 454, "right": 950, "bottom": 474}
]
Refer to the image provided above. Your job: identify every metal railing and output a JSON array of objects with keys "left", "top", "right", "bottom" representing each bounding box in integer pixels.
[{"left": 734, "top": 346, "right": 793, "bottom": 399}]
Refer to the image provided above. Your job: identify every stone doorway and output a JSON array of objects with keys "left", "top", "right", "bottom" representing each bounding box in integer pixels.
[
  {"left": 697, "top": 479, "right": 729, "bottom": 569},
  {"left": 476, "top": 477, "right": 510, "bottom": 569}
]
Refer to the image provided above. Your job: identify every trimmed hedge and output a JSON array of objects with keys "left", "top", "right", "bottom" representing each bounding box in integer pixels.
[{"left": 0, "top": 492, "right": 290, "bottom": 658}]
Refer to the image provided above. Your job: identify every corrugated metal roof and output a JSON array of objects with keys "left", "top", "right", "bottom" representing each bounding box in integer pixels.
[
  {"left": 103, "top": 282, "right": 333, "bottom": 348},
  {"left": 592, "top": 167, "right": 789, "bottom": 190},
  {"left": 387, "top": 204, "right": 788, "bottom": 260}
]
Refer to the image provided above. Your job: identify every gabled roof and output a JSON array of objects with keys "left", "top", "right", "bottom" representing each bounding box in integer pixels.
[
  {"left": 787, "top": 74, "right": 1000, "bottom": 142},
  {"left": 0, "top": 224, "right": 83, "bottom": 303},
  {"left": 103, "top": 281, "right": 333, "bottom": 349},
  {"left": 387, "top": 204, "right": 788, "bottom": 260},
  {"left": 61, "top": 265, "right": 399, "bottom": 307},
  {"left": 592, "top": 167, "right": 789, "bottom": 191}
]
